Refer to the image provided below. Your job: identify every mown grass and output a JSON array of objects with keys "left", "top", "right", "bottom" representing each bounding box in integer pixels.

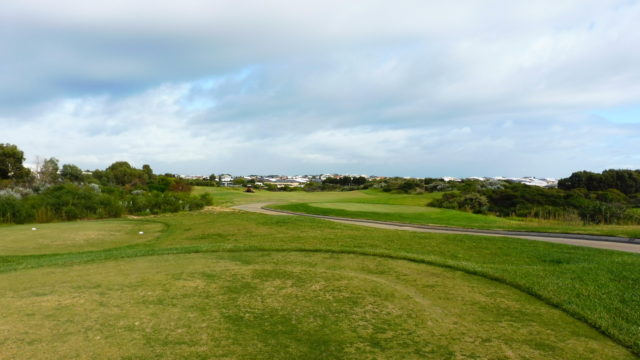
[
  {"left": 192, "top": 186, "right": 372, "bottom": 206},
  {"left": 0, "top": 251, "right": 633, "bottom": 359},
  {"left": 195, "top": 187, "right": 640, "bottom": 238},
  {"left": 0, "top": 210, "right": 639, "bottom": 357},
  {"left": 272, "top": 201, "right": 640, "bottom": 238},
  {"left": 0, "top": 219, "right": 164, "bottom": 255}
]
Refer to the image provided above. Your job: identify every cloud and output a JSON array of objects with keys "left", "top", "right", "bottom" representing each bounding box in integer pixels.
[
  {"left": 1, "top": 1, "right": 640, "bottom": 176},
  {"left": 3, "top": 0, "right": 640, "bottom": 108},
  {"left": 2, "top": 79, "right": 639, "bottom": 177}
]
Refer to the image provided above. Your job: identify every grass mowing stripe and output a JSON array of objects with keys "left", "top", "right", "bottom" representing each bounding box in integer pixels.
[
  {"left": 194, "top": 187, "right": 640, "bottom": 238},
  {"left": 273, "top": 202, "right": 640, "bottom": 238},
  {"left": 2, "top": 211, "right": 639, "bottom": 355},
  {"left": 3, "top": 252, "right": 630, "bottom": 359},
  {"left": 1, "top": 244, "right": 638, "bottom": 356}
]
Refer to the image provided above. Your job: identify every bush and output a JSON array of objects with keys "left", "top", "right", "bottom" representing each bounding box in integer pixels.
[
  {"left": 459, "top": 193, "right": 489, "bottom": 214},
  {"left": 0, "top": 181, "right": 212, "bottom": 224},
  {"left": 559, "top": 169, "right": 640, "bottom": 195},
  {"left": 430, "top": 182, "right": 640, "bottom": 225},
  {"left": 623, "top": 208, "right": 640, "bottom": 224},
  {"left": 124, "top": 191, "right": 212, "bottom": 215},
  {"left": 426, "top": 181, "right": 451, "bottom": 192},
  {"left": 430, "top": 192, "right": 489, "bottom": 214},
  {"left": 0, "top": 195, "right": 32, "bottom": 223}
]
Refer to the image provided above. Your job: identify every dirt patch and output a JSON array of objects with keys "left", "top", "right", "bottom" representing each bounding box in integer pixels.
[{"left": 201, "top": 206, "right": 238, "bottom": 213}]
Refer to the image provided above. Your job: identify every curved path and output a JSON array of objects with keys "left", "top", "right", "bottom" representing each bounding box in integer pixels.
[{"left": 233, "top": 203, "right": 640, "bottom": 254}]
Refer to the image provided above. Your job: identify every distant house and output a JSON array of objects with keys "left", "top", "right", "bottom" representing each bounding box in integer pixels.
[
  {"left": 219, "top": 174, "right": 233, "bottom": 187},
  {"left": 181, "top": 175, "right": 205, "bottom": 180},
  {"left": 264, "top": 179, "right": 305, "bottom": 188},
  {"left": 442, "top": 177, "right": 461, "bottom": 182},
  {"left": 499, "top": 177, "right": 558, "bottom": 188}
]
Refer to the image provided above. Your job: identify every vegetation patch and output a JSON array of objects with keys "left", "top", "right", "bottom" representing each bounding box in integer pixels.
[{"left": 0, "top": 144, "right": 213, "bottom": 224}]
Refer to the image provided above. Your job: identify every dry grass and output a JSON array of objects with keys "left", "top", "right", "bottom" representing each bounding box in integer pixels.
[{"left": 200, "top": 205, "right": 238, "bottom": 213}]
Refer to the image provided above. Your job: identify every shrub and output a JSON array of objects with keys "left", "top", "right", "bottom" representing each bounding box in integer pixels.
[
  {"left": 459, "top": 193, "right": 489, "bottom": 214},
  {"left": 0, "top": 195, "right": 32, "bottom": 223},
  {"left": 430, "top": 192, "right": 489, "bottom": 214},
  {"left": 431, "top": 182, "right": 640, "bottom": 225},
  {"left": 426, "top": 181, "right": 451, "bottom": 192}
]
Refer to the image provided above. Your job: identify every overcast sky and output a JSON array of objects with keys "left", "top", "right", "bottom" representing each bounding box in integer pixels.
[{"left": 2, "top": 1, "right": 639, "bottom": 177}]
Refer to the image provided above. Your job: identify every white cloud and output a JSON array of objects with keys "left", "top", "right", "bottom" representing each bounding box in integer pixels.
[
  {"left": 1, "top": 1, "right": 640, "bottom": 176},
  {"left": 2, "top": 78, "right": 639, "bottom": 177}
]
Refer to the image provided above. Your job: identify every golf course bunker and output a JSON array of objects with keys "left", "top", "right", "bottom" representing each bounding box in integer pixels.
[
  {"left": 0, "top": 251, "right": 633, "bottom": 359},
  {"left": 0, "top": 220, "right": 164, "bottom": 255}
]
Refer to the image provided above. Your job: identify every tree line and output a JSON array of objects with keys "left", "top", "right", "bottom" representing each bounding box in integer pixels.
[
  {"left": 429, "top": 170, "right": 640, "bottom": 225},
  {"left": 558, "top": 169, "right": 640, "bottom": 195},
  {"left": 0, "top": 143, "right": 212, "bottom": 224}
]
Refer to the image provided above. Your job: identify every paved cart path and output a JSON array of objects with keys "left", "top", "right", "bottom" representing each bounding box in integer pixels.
[{"left": 232, "top": 203, "right": 640, "bottom": 254}]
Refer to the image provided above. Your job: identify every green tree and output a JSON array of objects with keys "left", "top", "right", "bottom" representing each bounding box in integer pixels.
[
  {"left": 39, "top": 157, "right": 60, "bottom": 184},
  {"left": 352, "top": 176, "right": 367, "bottom": 186},
  {"left": 142, "top": 164, "right": 155, "bottom": 183},
  {"left": 0, "top": 143, "right": 30, "bottom": 180},
  {"left": 559, "top": 169, "right": 640, "bottom": 195},
  {"left": 232, "top": 177, "right": 247, "bottom": 186},
  {"left": 106, "top": 161, "right": 136, "bottom": 186},
  {"left": 149, "top": 176, "right": 173, "bottom": 192},
  {"left": 105, "top": 161, "right": 148, "bottom": 187},
  {"left": 169, "top": 178, "right": 192, "bottom": 193},
  {"left": 61, "top": 164, "right": 84, "bottom": 183}
]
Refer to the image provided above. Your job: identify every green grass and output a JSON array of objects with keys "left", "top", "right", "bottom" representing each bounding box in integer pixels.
[
  {"left": 192, "top": 186, "right": 373, "bottom": 206},
  {"left": 0, "top": 252, "right": 632, "bottom": 359},
  {"left": 272, "top": 201, "right": 640, "bottom": 238},
  {"left": 311, "top": 202, "right": 449, "bottom": 213},
  {"left": 0, "top": 219, "right": 164, "bottom": 255},
  {"left": 195, "top": 187, "right": 640, "bottom": 238},
  {"left": 1, "top": 210, "right": 639, "bottom": 358}
]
